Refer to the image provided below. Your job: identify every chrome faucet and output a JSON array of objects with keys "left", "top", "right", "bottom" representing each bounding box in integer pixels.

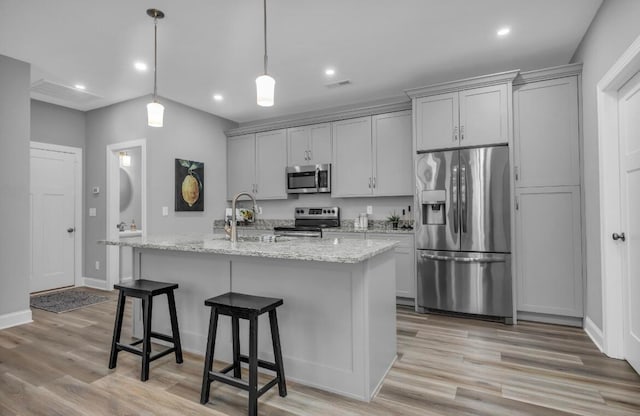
[{"left": 229, "top": 191, "right": 258, "bottom": 243}]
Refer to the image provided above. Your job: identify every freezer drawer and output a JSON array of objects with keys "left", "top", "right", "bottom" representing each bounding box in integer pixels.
[{"left": 417, "top": 250, "right": 512, "bottom": 319}]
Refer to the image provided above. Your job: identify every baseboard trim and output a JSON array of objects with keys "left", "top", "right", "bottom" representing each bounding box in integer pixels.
[
  {"left": 120, "top": 276, "right": 133, "bottom": 283},
  {"left": 0, "top": 309, "right": 33, "bottom": 330},
  {"left": 584, "top": 316, "right": 604, "bottom": 353},
  {"left": 83, "top": 277, "right": 109, "bottom": 291},
  {"left": 517, "top": 311, "right": 583, "bottom": 327}
]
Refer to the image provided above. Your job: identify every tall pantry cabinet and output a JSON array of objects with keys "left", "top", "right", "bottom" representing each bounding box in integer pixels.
[{"left": 512, "top": 64, "right": 584, "bottom": 325}]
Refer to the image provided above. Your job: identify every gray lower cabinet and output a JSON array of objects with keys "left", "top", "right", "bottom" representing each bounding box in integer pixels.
[
  {"left": 327, "top": 232, "right": 417, "bottom": 303},
  {"left": 515, "top": 186, "right": 583, "bottom": 318}
]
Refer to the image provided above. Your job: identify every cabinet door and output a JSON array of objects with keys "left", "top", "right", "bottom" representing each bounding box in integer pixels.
[
  {"left": 372, "top": 111, "right": 413, "bottom": 196},
  {"left": 287, "top": 126, "right": 309, "bottom": 166},
  {"left": 367, "top": 233, "right": 416, "bottom": 299},
  {"left": 308, "top": 123, "right": 332, "bottom": 164},
  {"left": 415, "top": 92, "right": 459, "bottom": 151},
  {"left": 227, "top": 134, "right": 255, "bottom": 200},
  {"left": 255, "top": 129, "right": 288, "bottom": 200},
  {"left": 331, "top": 116, "right": 373, "bottom": 197},
  {"left": 514, "top": 76, "right": 580, "bottom": 187},
  {"left": 515, "top": 186, "right": 583, "bottom": 317},
  {"left": 459, "top": 84, "right": 509, "bottom": 147}
]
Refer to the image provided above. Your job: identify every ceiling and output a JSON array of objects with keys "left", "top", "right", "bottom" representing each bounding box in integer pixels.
[{"left": 0, "top": 0, "right": 602, "bottom": 124}]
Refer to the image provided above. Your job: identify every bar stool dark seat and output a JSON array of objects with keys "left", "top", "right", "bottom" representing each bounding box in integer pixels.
[
  {"left": 200, "top": 292, "right": 286, "bottom": 416},
  {"left": 109, "top": 279, "right": 183, "bottom": 381}
]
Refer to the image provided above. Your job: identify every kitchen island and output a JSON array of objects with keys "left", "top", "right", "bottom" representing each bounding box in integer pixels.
[{"left": 102, "top": 233, "right": 398, "bottom": 401}]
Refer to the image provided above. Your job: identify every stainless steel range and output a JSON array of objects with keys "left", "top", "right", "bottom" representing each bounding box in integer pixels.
[{"left": 274, "top": 207, "right": 340, "bottom": 238}]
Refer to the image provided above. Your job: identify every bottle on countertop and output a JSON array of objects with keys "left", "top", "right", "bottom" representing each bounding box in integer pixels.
[
  {"left": 408, "top": 205, "right": 413, "bottom": 229},
  {"left": 401, "top": 209, "right": 407, "bottom": 229},
  {"left": 130, "top": 219, "right": 136, "bottom": 231},
  {"left": 360, "top": 213, "right": 368, "bottom": 230}
]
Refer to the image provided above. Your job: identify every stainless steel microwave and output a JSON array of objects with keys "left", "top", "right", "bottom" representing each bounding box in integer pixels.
[{"left": 286, "top": 164, "right": 331, "bottom": 194}]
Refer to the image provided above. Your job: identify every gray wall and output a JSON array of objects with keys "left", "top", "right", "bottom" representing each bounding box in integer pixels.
[
  {"left": 85, "top": 95, "right": 236, "bottom": 280},
  {"left": 0, "top": 55, "right": 31, "bottom": 317},
  {"left": 31, "top": 99, "right": 86, "bottom": 149},
  {"left": 570, "top": 0, "right": 640, "bottom": 329}
]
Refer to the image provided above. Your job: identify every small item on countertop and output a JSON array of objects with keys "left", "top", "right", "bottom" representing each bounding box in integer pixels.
[
  {"left": 354, "top": 218, "right": 361, "bottom": 230},
  {"left": 130, "top": 219, "right": 136, "bottom": 231},
  {"left": 360, "top": 213, "right": 368, "bottom": 230},
  {"left": 408, "top": 205, "right": 413, "bottom": 229}
]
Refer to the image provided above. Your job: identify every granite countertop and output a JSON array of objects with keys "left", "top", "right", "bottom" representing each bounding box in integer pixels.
[
  {"left": 212, "top": 219, "right": 415, "bottom": 234},
  {"left": 100, "top": 233, "right": 398, "bottom": 264}
]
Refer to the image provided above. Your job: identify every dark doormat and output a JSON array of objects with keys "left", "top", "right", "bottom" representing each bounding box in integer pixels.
[{"left": 30, "top": 287, "right": 111, "bottom": 313}]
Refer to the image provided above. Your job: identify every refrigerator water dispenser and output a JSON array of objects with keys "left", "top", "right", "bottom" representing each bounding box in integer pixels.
[{"left": 421, "top": 190, "right": 446, "bottom": 225}]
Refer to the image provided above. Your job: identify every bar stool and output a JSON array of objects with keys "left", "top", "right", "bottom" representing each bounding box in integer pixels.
[
  {"left": 200, "top": 292, "right": 287, "bottom": 416},
  {"left": 108, "top": 279, "right": 183, "bottom": 381}
]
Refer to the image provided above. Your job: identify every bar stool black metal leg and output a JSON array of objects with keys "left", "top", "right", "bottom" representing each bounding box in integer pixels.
[
  {"left": 200, "top": 307, "right": 219, "bottom": 405},
  {"left": 167, "top": 290, "right": 183, "bottom": 364},
  {"left": 232, "top": 315, "right": 241, "bottom": 379},
  {"left": 269, "top": 309, "right": 287, "bottom": 397},
  {"left": 248, "top": 315, "right": 259, "bottom": 416},
  {"left": 108, "top": 291, "right": 126, "bottom": 369},
  {"left": 141, "top": 295, "right": 153, "bottom": 382}
]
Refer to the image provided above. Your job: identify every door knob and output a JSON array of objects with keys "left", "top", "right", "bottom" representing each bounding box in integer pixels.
[
  {"left": 67, "top": 227, "right": 75, "bottom": 233},
  {"left": 612, "top": 232, "right": 626, "bottom": 242}
]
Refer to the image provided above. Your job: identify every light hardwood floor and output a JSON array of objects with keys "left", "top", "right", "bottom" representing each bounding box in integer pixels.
[{"left": 1, "top": 289, "right": 639, "bottom": 415}]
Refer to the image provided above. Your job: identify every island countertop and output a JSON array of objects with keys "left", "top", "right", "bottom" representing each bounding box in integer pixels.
[{"left": 101, "top": 233, "right": 398, "bottom": 264}]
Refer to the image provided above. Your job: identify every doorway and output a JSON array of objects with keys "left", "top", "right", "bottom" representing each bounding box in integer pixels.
[
  {"left": 105, "top": 139, "right": 147, "bottom": 290},
  {"left": 596, "top": 33, "right": 640, "bottom": 374},
  {"left": 29, "top": 142, "right": 82, "bottom": 293}
]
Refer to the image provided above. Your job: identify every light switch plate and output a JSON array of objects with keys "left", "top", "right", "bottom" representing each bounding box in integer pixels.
[
  {"left": 366, "top": 205, "right": 373, "bottom": 215},
  {"left": 89, "top": 208, "right": 96, "bottom": 217},
  {"left": 162, "top": 206, "right": 169, "bottom": 216}
]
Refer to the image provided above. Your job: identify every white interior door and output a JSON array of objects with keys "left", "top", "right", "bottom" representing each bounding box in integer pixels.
[
  {"left": 30, "top": 148, "right": 76, "bottom": 293},
  {"left": 618, "top": 70, "right": 640, "bottom": 374}
]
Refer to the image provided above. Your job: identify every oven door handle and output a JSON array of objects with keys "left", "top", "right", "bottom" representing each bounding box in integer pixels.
[{"left": 419, "top": 252, "right": 506, "bottom": 263}]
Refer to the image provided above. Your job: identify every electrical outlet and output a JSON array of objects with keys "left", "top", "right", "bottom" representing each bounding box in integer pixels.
[
  {"left": 95, "top": 261, "right": 100, "bottom": 270},
  {"left": 366, "top": 205, "right": 373, "bottom": 215},
  {"left": 162, "top": 206, "right": 169, "bottom": 216},
  {"left": 89, "top": 208, "right": 96, "bottom": 217},
  {"left": 257, "top": 206, "right": 263, "bottom": 214}
]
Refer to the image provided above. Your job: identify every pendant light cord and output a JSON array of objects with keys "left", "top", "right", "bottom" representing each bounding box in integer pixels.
[
  {"left": 153, "top": 15, "right": 158, "bottom": 101},
  {"left": 263, "top": 0, "right": 268, "bottom": 75}
]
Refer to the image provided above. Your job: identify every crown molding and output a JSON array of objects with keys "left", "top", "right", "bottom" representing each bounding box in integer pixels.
[
  {"left": 404, "top": 69, "right": 520, "bottom": 98},
  {"left": 225, "top": 98, "right": 411, "bottom": 137},
  {"left": 514, "top": 63, "right": 583, "bottom": 85}
]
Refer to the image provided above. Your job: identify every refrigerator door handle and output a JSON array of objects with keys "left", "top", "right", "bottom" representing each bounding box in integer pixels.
[
  {"left": 452, "top": 165, "right": 458, "bottom": 233},
  {"left": 460, "top": 164, "right": 467, "bottom": 233},
  {"left": 419, "top": 252, "right": 506, "bottom": 263}
]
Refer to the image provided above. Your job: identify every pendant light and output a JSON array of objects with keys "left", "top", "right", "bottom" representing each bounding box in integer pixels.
[
  {"left": 146, "top": 8, "right": 165, "bottom": 127},
  {"left": 256, "top": 0, "right": 275, "bottom": 107}
]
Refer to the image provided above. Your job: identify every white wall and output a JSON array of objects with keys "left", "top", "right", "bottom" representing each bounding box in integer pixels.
[
  {"left": 570, "top": 0, "right": 640, "bottom": 329},
  {"left": 0, "top": 54, "right": 31, "bottom": 323},
  {"left": 84, "top": 95, "right": 236, "bottom": 280}
]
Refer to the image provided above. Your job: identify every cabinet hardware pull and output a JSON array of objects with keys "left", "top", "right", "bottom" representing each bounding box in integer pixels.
[
  {"left": 612, "top": 232, "right": 626, "bottom": 242},
  {"left": 515, "top": 196, "right": 519, "bottom": 210},
  {"left": 460, "top": 125, "right": 465, "bottom": 140},
  {"left": 515, "top": 166, "right": 519, "bottom": 181},
  {"left": 368, "top": 177, "right": 372, "bottom": 189},
  {"left": 373, "top": 177, "right": 376, "bottom": 188},
  {"left": 308, "top": 150, "right": 312, "bottom": 161},
  {"left": 453, "top": 126, "right": 458, "bottom": 141}
]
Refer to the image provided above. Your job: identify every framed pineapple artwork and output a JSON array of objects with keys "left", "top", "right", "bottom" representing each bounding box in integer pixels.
[{"left": 175, "top": 159, "right": 204, "bottom": 211}]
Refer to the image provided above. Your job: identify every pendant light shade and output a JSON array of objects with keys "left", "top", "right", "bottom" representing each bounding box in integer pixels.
[
  {"left": 147, "top": 8, "right": 165, "bottom": 127},
  {"left": 256, "top": 0, "right": 274, "bottom": 107},
  {"left": 147, "top": 101, "right": 165, "bottom": 127},
  {"left": 256, "top": 74, "right": 275, "bottom": 107}
]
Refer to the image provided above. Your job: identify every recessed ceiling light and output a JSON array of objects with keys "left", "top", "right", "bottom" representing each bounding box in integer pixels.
[
  {"left": 213, "top": 94, "right": 223, "bottom": 101},
  {"left": 74, "top": 84, "right": 86, "bottom": 90},
  {"left": 497, "top": 27, "right": 510, "bottom": 37},
  {"left": 134, "top": 62, "right": 148, "bottom": 71},
  {"left": 325, "top": 68, "right": 336, "bottom": 76}
]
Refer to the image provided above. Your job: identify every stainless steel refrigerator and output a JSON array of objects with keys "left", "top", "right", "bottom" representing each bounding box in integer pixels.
[{"left": 415, "top": 145, "right": 512, "bottom": 322}]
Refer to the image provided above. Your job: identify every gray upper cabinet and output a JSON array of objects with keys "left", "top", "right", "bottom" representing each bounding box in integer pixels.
[
  {"left": 332, "top": 111, "right": 413, "bottom": 198},
  {"left": 514, "top": 76, "right": 580, "bottom": 187},
  {"left": 332, "top": 116, "right": 373, "bottom": 197},
  {"left": 227, "top": 133, "right": 255, "bottom": 200},
  {"left": 256, "top": 129, "right": 288, "bottom": 199},
  {"left": 227, "top": 129, "right": 288, "bottom": 200},
  {"left": 287, "top": 123, "right": 332, "bottom": 166},
  {"left": 372, "top": 111, "right": 413, "bottom": 196},
  {"left": 407, "top": 72, "right": 517, "bottom": 152}
]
